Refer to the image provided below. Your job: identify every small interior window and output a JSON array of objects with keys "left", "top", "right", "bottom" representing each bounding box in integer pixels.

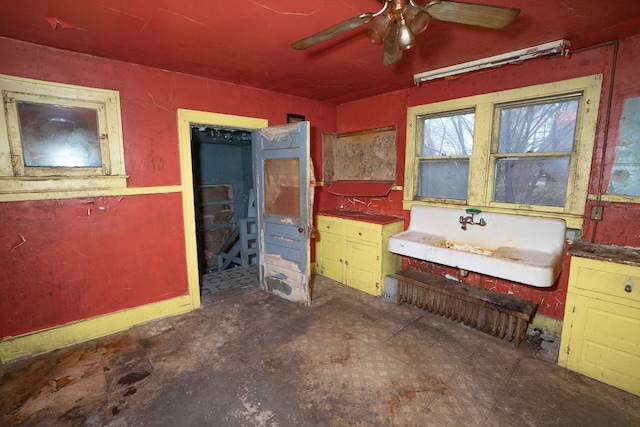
[{"left": 0, "top": 74, "right": 126, "bottom": 199}]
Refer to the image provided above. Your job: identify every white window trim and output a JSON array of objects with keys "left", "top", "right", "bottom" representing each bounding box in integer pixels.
[
  {"left": 0, "top": 74, "right": 127, "bottom": 200},
  {"left": 404, "top": 75, "right": 603, "bottom": 229}
]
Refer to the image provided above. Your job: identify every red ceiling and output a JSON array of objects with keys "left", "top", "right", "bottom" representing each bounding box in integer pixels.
[{"left": 1, "top": 0, "right": 640, "bottom": 104}]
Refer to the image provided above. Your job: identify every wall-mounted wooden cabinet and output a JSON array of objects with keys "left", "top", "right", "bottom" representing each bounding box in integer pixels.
[
  {"left": 316, "top": 212, "right": 404, "bottom": 296},
  {"left": 558, "top": 255, "right": 640, "bottom": 396}
]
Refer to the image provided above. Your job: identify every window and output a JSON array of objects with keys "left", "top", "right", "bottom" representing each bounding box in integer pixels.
[
  {"left": 492, "top": 96, "right": 579, "bottom": 207},
  {"left": 1, "top": 74, "right": 126, "bottom": 197},
  {"left": 404, "top": 75, "right": 603, "bottom": 229},
  {"left": 417, "top": 109, "right": 474, "bottom": 200}
]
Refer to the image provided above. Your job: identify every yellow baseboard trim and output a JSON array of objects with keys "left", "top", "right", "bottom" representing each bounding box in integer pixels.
[
  {"left": 530, "top": 313, "right": 564, "bottom": 337},
  {"left": 0, "top": 295, "right": 194, "bottom": 364}
]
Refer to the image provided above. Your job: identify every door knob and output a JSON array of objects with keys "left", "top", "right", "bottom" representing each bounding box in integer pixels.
[{"left": 624, "top": 279, "right": 634, "bottom": 293}]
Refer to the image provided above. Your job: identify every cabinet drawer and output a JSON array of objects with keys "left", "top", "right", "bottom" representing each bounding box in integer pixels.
[
  {"left": 345, "top": 223, "right": 380, "bottom": 245},
  {"left": 573, "top": 259, "right": 640, "bottom": 305},
  {"left": 317, "top": 216, "right": 345, "bottom": 236}
]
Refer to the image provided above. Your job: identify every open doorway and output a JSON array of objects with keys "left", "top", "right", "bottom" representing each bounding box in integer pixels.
[
  {"left": 190, "top": 125, "right": 255, "bottom": 274},
  {"left": 176, "top": 110, "right": 268, "bottom": 309},
  {"left": 190, "top": 125, "right": 261, "bottom": 303}
]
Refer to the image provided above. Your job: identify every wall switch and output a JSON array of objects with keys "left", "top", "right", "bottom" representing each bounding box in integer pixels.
[{"left": 590, "top": 205, "right": 604, "bottom": 220}]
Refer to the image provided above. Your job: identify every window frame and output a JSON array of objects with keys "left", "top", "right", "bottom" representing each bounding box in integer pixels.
[
  {"left": 404, "top": 75, "right": 603, "bottom": 229},
  {"left": 0, "top": 74, "right": 127, "bottom": 198}
]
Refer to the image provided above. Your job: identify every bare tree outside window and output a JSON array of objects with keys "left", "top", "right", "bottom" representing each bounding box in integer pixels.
[
  {"left": 493, "top": 98, "right": 579, "bottom": 206},
  {"left": 422, "top": 111, "right": 474, "bottom": 156},
  {"left": 418, "top": 111, "right": 474, "bottom": 199}
]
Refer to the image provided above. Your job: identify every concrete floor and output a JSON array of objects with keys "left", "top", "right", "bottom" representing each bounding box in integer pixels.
[{"left": 2, "top": 273, "right": 640, "bottom": 426}]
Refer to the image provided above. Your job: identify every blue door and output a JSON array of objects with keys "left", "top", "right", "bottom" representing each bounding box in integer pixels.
[{"left": 253, "top": 122, "right": 311, "bottom": 305}]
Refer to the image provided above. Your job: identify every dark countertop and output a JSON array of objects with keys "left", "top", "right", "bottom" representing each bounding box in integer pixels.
[
  {"left": 569, "top": 241, "right": 640, "bottom": 267},
  {"left": 318, "top": 209, "right": 404, "bottom": 225}
]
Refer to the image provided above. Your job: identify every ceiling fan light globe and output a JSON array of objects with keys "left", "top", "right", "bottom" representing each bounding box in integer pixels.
[
  {"left": 403, "top": 6, "right": 430, "bottom": 35},
  {"left": 366, "top": 15, "right": 392, "bottom": 45},
  {"left": 397, "top": 16, "right": 416, "bottom": 50}
]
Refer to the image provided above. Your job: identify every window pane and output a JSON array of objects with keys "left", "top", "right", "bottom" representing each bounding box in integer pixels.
[
  {"left": 17, "top": 102, "right": 101, "bottom": 167},
  {"left": 493, "top": 156, "right": 570, "bottom": 206},
  {"left": 420, "top": 111, "right": 474, "bottom": 156},
  {"left": 497, "top": 98, "right": 579, "bottom": 154},
  {"left": 264, "top": 158, "right": 300, "bottom": 216},
  {"left": 418, "top": 159, "right": 469, "bottom": 200}
]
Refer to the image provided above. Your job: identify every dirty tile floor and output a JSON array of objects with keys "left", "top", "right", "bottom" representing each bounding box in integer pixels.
[{"left": 2, "top": 272, "right": 639, "bottom": 426}]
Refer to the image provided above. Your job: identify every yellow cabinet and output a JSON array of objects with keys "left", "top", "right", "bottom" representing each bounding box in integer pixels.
[
  {"left": 558, "top": 255, "right": 640, "bottom": 396},
  {"left": 316, "top": 213, "right": 404, "bottom": 296},
  {"left": 315, "top": 218, "right": 344, "bottom": 283}
]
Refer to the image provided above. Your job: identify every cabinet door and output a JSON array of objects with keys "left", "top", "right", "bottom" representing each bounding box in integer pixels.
[
  {"left": 345, "top": 241, "right": 382, "bottom": 296},
  {"left": 562, "top": 294, "right": 640, "bottom": 396},
  {"left": 317, "top": 232, "right": 344, "bottom": 282},
  {"left": 559, "top": 257, "right": 640, "bottom": 397}
]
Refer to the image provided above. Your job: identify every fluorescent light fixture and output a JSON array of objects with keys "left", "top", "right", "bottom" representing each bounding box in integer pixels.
[{"left": 413, "top": 39, "right": 570, "bottom": 84}]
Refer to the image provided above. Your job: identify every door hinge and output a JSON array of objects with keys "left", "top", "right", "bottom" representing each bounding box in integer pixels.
[{"left": 566, "top": 346, "right": 571, "bottom": 355}]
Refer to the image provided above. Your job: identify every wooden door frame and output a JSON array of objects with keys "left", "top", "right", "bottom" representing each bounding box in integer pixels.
[{"left": 177, "top": 109, "right": 268, "bottom": 308}]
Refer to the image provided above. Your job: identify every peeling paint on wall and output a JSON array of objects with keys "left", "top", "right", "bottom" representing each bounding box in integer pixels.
[{"left": 608, "top": 97, "right": 640, "bottom": 196}]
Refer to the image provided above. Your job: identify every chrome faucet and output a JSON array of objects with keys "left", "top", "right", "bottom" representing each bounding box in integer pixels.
[{"left": 460, "top": 208, "right": 486, "bottom": 231}]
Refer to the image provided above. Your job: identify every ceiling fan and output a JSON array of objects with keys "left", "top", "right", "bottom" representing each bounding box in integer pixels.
[{"left": 291, "top": 1, "right": 520, "bottom": 66}]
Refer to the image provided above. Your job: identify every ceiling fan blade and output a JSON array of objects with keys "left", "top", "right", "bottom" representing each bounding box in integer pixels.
[
  {"left": 427, "top": 1, "right": 520, "bottom": 29},
  {"left": 382, "top": 21, "right": 403, "bottom": 67},
  {"left": 291, "top": 13, "right": 374, "bottom": 50}
]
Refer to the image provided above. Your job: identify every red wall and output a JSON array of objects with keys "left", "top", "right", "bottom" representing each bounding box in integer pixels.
[
  {"left": 320, "top": 36, "right": 640, "bottom": 320},
  {"left": 0, "top": 37, "right": 336, "bottom": 339},
  {"left": 1, "top": 194, "right": 186, "bottom": 338},
  {"left": 2, "top": 33, "right": 639, "bottom": 337}
]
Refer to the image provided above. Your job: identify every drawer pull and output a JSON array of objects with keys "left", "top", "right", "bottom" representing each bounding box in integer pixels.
[
  {"left": 358, "top": 232, "right": 362, "bottom": 236},
  {"left": 624, "top": 281, "right": 633, "bottom": 293}
]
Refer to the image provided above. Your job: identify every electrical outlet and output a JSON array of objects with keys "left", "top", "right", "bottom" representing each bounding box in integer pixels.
[{"left": 590, "top": 205, "right": 604, "bottom": 220}]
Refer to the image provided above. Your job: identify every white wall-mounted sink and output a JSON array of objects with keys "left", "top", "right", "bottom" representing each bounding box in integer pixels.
[{"left": 388, "top": 206, "right": 566, "bottom": 288}]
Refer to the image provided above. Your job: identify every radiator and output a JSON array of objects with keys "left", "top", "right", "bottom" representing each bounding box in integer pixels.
[{"left": 395, "top": 269, "right": 537, "bottom": 348}]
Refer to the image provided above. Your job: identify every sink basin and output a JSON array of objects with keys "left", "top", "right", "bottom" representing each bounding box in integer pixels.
[{"left": 388, "top": 206, "right": 566, "bottom": 287}]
